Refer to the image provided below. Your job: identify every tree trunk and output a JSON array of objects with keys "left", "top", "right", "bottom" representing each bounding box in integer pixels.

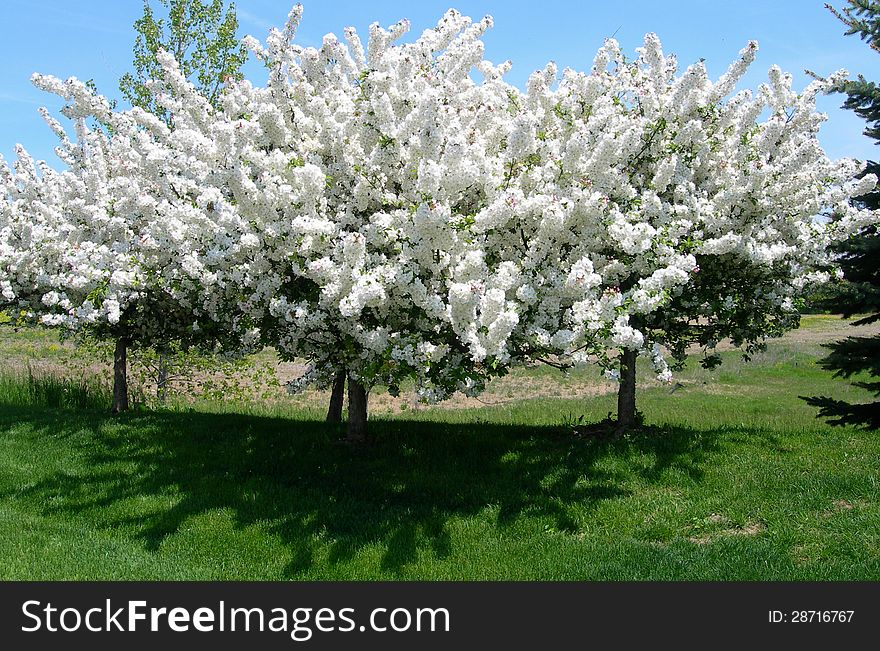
[
  {"left": 326, "top": 369, "right": 346, "bottom": 422},
  {"left": 346, "top": 375, "right": 368, "bottom": 442},
  {"left": 112, "top": 337, "right": 129, "bottom": 414},
  {"left": 616, "top": 348, "right": 637, "bottom": 431}
]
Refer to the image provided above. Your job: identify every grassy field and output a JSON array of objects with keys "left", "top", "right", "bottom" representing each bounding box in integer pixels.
[{"left": 0, "top": 316, "right": 877, "bottom": 580}]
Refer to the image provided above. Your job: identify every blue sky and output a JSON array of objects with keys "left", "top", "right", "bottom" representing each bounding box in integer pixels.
[{"left": 1, "top": 0, "right": 878, "bottom": 168}]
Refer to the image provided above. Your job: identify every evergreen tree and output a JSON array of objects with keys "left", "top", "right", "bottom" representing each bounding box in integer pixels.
[{"left": 804, "top": 1, "right": 880, "bottom": 428}]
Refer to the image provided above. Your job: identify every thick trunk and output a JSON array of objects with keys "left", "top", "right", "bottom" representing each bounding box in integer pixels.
[
  {"left": 616, "top": 348, "right": 637, "bottom": 430},
  {"left": 326, "top": 369, "right": 346, "bottom": 423},
  {"left": 346, "top": 375, "right": 368, "bottom": 442},
  {"left": 112, "top": 337, "right": 129, "bottom": 414}
]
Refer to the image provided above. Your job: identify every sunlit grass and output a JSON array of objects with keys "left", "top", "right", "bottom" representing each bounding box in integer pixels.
[{"left": 0, "top": 320, "right": 876, "bottom": 580}]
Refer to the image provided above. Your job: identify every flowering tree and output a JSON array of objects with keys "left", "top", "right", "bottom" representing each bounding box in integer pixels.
[
  {"left": 0, "top": 76, "right": 238, "bottom": 412},
  {"left": 3, "top": 5, "right": 877, "bottom": 434},
  {"left": 119, "top": 0, "right": 250, "bottom": 403},
  {"left": 1, "top": 1, "right": 250, "bottom": 412},
  {"left": 0, "top": 90, "right": 153, "bottom": 412},
  {"left": 162, "top": 9, "right": 878, "bottom": 434},
  {"left": 129, "top": 7, "right": 517, "bottom": 439},
  {"left": 472, "top": 33, "right": 879, "bottom": 430}
]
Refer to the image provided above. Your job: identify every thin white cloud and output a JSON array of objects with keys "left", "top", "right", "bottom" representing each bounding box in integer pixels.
[
  {"left": 4, "top": 0, "right": 130, "bottom": 36},
  {"left": 237, "top": 8, "right": 274, "bottom": 34},
  {"left": 236, "top": 7, "right": 319, "bottom": 47},
  {"left": 0, "top": 93, "right": 41, "bottom": 106}
]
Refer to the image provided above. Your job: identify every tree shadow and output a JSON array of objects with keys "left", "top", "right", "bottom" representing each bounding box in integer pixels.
[{"left": 0, "top": 405, "right": 724, "bottom": 578}]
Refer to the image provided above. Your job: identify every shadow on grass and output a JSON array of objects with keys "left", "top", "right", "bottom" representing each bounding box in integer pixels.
[{"left": 0, "top": 405, "right": 722, "bottom": 577}]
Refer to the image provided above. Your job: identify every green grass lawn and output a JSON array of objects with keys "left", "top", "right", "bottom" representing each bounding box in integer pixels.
[{"left": 0, "top": 322, "right": 877, "bottom": 580}]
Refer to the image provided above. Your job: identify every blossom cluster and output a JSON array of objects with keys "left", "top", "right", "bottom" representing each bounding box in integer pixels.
[{"left": 1, "top": 6, "right": 877, "bottom": 400}]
